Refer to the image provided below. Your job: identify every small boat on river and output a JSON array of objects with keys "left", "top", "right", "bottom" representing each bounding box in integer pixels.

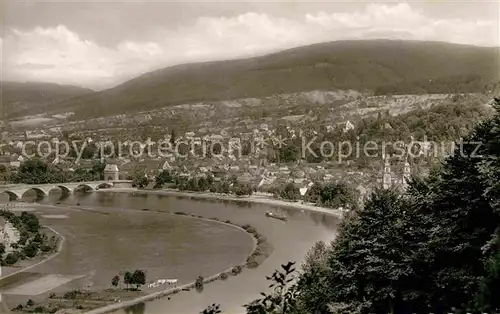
[{"left": 265, "top": 212, "right": 287, "bottom": 221}]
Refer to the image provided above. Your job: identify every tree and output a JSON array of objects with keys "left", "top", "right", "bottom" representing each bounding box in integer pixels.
[
  {"left": 319, "top": 188, "right": 427, "bottom": 313},
  {"left": 124, "top": 271, "right": 132, "bottom": 290},
  {"left": 244, "top": 261, "right": 300, "bottom": 314},
  {"left": 4, "top": 252, "right": 19, "bottom": 265},
  {"left": 111, "top": 275, "right": 120, "bottom": 288},
  {"left": 232, "top": 182, "right": 253, "bottom": 196},
  {"left": 201, "top": 304, "right": 221, "bottom": 314},
  {"left": 23, "top": 243, "right": 38, "bottom": 258},
  {"left": 318, "top": 182, "right": 358, "bottom": 210},
  {"left": 154, "top": 170, "right": 172, "bottom": 189},
  {"left": 297, "top": 241, "right": 332, "bottom": 313},
  {"left": 10, "top": 159, "right": 68, "bottom": 184},
  {"left": 474, "top": 242, "right": 500, "bottom": 311},
  {"left": 132, "top": 173, "right": 150, "bottom": 189},
  {"left": 131, "top": 269, "right": 146, "bottom": 290},
  {"left": 170, "top": 129, "right": 176, "bottom": 146},
  {"left": 20, "top": 211, "right": 40, "bottom": 232},
  {"left": 90, "top": 162, "right": 106, "bottom": 180},
  {"left": 0, "top": 243, "right": 5, "bottom": 256},
  {"left": 279, "top": 183, "right": 300, "bottom": 201},
  {"left": 195, "top": 276, "right": 204, "bottom": 292}
]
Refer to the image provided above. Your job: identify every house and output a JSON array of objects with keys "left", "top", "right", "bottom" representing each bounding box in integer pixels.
[
  {"left": 278, "top": 166, "right": 290, "bottom": 175},
  {"left": 161, "top": 160, "right": 172, "bottom": 171},
  {"left": 237, "top": 172, "right": 253, "bottom": 184},
  {"left": 356, "top": 184, "right": 368, "bottom": 204},
  {"left": 0, "top": 156, "right": 10, "bottom": 169},
  {"left": 9, "top": 161, "right": 20, "bottom": 169},
  {"left": 104, "top": 164, "right": 119, "bottom": 181},
  {"left": 299, "top": 186, "right": 309, "bottom": 196}
]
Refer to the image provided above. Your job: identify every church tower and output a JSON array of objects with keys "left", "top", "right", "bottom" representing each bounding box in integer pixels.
[
  {"left": 402, "top": 158, "right": 412, "bottom": 191},
  {"left": 382, "top": 156, "right": 392, "bottom": 189}
]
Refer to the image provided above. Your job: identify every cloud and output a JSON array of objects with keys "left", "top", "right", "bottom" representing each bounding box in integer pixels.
[
  {"left": 304, "top": 3, "right": 498, "bottom": 45},
  {"left": 2, "top": 3, "right": 498, "bottom": 89}
]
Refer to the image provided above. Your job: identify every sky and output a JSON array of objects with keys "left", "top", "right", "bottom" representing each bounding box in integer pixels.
[{"left": 1, "top": 0, "right": 499, "bottom": 90}]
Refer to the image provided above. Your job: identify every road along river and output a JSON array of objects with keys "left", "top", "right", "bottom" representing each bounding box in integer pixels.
[{"left": 2, "top": 190, "right": 340, "bottom": 314}]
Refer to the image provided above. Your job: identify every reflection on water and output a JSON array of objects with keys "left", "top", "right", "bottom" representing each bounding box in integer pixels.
[{"left": 124, "top": 302, "right": 145, "bottom": 314}]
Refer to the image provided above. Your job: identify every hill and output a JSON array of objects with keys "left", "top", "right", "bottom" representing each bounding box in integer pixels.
[
  {"left": 53, "top": 40, "right": 500, "bottom": 119},
  {"left": 0, "top": 81, "right": 94, "bottom": 119}
]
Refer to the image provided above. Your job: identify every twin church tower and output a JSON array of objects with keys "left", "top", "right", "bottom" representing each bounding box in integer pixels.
[{"left": 382, "top": 154, "right": 412, "bottom": 191}]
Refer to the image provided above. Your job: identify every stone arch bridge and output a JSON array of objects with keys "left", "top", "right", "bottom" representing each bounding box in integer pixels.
[{"left": 0, "top": 180, "right": 132, "bottom": 201}]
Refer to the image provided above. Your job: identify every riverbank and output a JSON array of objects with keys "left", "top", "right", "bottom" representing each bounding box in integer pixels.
[{"left": 78, "top": 188, "right": 342, "bottom": 314}]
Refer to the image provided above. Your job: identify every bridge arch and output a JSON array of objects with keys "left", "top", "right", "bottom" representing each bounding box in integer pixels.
[
  {"left": 55, "top": 185, "right": 72, "bottom": 195},
  {"left": 3, "top": 190, "right": 22, "bottom": 201},
  {"left": 97, "top": 182, "right": 113, "bottom": 189},
  {"left": 74, "top": 183, "right": 98, "bottom": 192},
  {"left": 26, "top": 187, "right": 50, "bottom": 199}
]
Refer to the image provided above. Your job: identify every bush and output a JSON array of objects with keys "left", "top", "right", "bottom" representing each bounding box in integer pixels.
[
  {"left": 231, "top": 266, "right": 242, "bottom": 275},
  {"left": 219, "top": 272, "right": 229, "bottom": 280},
  {"left": 256, "top": 235, "right": 267, "bottom": 245},
  {"left": 26, "top": 299, "right": 34, "bottom": 307},
  {"left": 23, "top": 243, "right": 38, "bottom": 258},
  {"left": 13, "top": 304, "right": 23, "bottom": 311},
  {"left": 5, "top": 252, "right": 19, "bottom": 265},
  {"left": 18, "top": 252, "right": 26, "bottom": 260},
  {"left": 252, "top": 247, "right": 263, "bottom": 256},
  {"left": 41, "top": 244, "right": 53, "bottom": 252},
  {"left": 246, "top": 256, "right": 259, "bottom": 269},
  {"left": 63, "top": 290, "right": 81, "bottom": 299},
  {"left": 195, "top": 276, "right": 204, "bottom": 292}
]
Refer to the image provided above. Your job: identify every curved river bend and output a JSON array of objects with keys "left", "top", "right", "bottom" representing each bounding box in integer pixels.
[{"left": 6, "top": 191, "right": 340, "bottom": 314}]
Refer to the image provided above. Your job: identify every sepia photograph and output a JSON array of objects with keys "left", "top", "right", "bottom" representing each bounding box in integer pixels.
[{"left": 0, "top": 0, "right": 500, "bottom": 313}]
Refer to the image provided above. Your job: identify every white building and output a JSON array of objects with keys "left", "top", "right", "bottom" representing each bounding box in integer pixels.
[{"left": 344, "top": 120, "right": 355, "bottom": 133}]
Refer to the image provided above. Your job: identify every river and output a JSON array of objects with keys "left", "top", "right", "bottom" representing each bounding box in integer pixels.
[{"left": 3, "top": 190, "right": 340, "bottom": 314}]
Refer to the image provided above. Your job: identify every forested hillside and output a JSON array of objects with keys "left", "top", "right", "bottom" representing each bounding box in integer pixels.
[
  {"left": 49, "top": 40, "right": 499, "bottom": 119},
  {"left": 1, "top": 81, "right": 93, "bottom": 119}
]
